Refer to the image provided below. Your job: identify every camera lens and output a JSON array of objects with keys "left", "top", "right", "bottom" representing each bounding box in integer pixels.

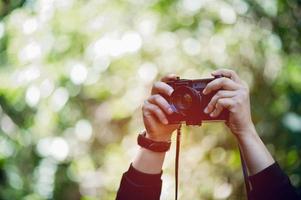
[
  {"left": 170, "top": 86, "right": 201, "bottom": 116},
  {"left": 174, "top": 93, "right": 193, "bottom": 110}
]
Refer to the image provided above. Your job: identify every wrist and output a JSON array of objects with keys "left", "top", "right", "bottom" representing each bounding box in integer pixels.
[
  {"left": 235, "top": 124, "right": 259, "bottom": 145},
  {"left": 132, "top": 147, "right": 166, "bottom": 174}
]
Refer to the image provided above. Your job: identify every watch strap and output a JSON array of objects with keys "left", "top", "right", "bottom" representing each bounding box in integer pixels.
[{"left": 137, "top": 132, "right": 171, "bottom": 152}]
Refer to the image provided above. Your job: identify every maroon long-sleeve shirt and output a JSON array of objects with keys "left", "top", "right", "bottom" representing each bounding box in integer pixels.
[{"left": 116, "top": 162, "right": 300, "bottom": 200}]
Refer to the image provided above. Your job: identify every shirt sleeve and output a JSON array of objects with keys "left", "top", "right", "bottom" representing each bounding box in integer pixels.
[
  {"left": 116, "top": 164, "right": 163, "bottom": 200},
  {"left": 249, "top": 162, "right": 300, "bottom": 200}
]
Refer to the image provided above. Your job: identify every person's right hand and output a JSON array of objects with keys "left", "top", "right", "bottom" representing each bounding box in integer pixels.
[{"left": 142, "top": 74, "right": 180, "bottom": 142}]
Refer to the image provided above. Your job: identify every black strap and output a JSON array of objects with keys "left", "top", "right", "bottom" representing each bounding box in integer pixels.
[
  {"left": 175, "top": 124, "right": 182, "bottom": 200},
  {"left": 239, "top": 147, "right": 251, "bottom": 199},
  {"left": 137, "top": 132, "right": 171, "bottom": 152}
]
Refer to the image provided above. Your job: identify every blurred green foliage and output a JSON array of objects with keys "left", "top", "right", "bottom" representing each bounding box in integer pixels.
[{"left": 0, "top": 0, "right": 300, "bottom": 199}]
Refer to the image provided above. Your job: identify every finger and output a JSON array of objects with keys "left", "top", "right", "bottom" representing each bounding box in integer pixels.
[
  {"left": 151, "top": 81, "right": 174, "bottom": 96},
  {"left": 211, "top": 69, "right": 241, "bottom": 83},
  {"left": 203, "top": 77, "right": 239, "bottom": 95},
  {"left": 210, "top": 103, "right": 223, "bottom": 118},
  {"left": 204, "top": 90, "right": 236, "bottom": 114},
  {"left": 143, "top": 102, "right": 168, "bottom": 124},
  {"left": 142, "top": 107, "right": 158, "bottom": 126},
  {"left": 160, "top": 74, "right": 179, "bottom": 82},
  {"left": 148, "top": 94, "right": 173, "bottom": 114},
  {"left": 210, "top": 98, "right": 235, "bottom": 118}
]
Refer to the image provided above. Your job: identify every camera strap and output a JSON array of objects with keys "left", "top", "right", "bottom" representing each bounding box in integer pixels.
[
  {"left": 239, "top": 147, "right": 251, "bottom": 199},
  {"left": 175, "top": 124, "right": 182, "bottom": 200}
]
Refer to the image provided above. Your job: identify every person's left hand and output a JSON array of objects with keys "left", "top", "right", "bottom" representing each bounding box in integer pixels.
[{"left": 203, "top": 69, "right": 254, "bottom": 138}]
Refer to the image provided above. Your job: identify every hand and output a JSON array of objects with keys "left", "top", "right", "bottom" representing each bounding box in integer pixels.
[
  {"left": 142, "top": 74, "right": 180, "bottom": 142},
  {"left": 203, "top": 69, "right": 254, "bottom": 138}
]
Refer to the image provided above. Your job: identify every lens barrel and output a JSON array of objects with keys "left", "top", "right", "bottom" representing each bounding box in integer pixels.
[{"left": 170, "top": 86, "right": 201, "bottom": 116}]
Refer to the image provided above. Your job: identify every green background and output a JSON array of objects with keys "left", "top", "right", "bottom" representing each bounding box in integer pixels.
[{"left": 0, "top": 0, "right": 300, "bottom": 199}]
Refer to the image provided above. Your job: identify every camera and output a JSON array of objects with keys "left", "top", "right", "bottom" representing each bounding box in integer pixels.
[{"left": 165, "top": 75, "right": 229, "bottom": 125}]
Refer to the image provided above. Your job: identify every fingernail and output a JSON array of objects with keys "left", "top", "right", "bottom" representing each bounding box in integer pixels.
[
  {"left": 204, "top": 107, "right": 209, "bottom": 114},
  {"left": 163, "top": 119, "right": 168, "bottom": 124},
  {"left": 203, "top": 89, "right": 207, "bottom": 94},
  {"left": 210, "top": 113, "right": 214, "bottom": 117},
  {"left": 168, "top": 108, "right": 173, "bottom": 114}
]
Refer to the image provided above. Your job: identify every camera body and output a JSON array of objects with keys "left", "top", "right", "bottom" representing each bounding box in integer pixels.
[{"left": 166, "top": 75, "right": 229, "bottom": 125}]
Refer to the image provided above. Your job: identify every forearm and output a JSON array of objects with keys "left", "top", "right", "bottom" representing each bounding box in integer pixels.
[
  {"left": 116, "top": 148, "right": 164, "bottom": 200},
  {"left": 132, "top": 147, "right": 166, "bottom": 174},
  {"left": 116, "top": 139, "right": 165, "bottom": 200},
  {"left": 236, "top": 124, "right": 275, "bottom": 175}
]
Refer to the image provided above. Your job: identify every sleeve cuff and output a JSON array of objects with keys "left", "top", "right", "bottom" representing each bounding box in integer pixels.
[
  {"left": 125, "top": 163, "right": 163, "bottom": 186},
  {"left": 249, "top": 162, "right": 287, "bottom": 191}
]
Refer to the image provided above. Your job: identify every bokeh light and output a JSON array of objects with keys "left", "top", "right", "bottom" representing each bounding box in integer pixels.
[{"left": 0, "top": 0, "right": 300, "bottom": 199}]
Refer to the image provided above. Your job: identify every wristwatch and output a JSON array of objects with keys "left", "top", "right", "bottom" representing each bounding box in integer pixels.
[{"left": 137, "top": 131, "right": 171, "bottom": 152}]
